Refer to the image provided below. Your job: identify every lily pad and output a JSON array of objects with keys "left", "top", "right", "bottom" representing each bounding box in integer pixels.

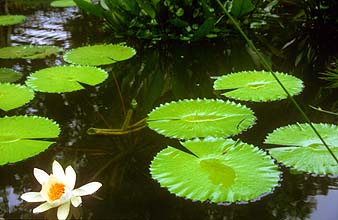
[
  {"left": 0, "top": 116, "right": 60, "bottom": 165},
  {"left": 0, "top": 45, "right": 62, "bottom": 59},
  {"left": 51, "top": 0, "right": 90, "bottom": 7},
  {"left": 213, "top": 70, "right": 304, "bottom": 102},
  {"left": 147, "top": 99, "right": 256, "bottom": 139},
  {"left": 0, "top": 83, "right": 34, "bottom": 111},
  {"left": 0, "top": 68, "right": 22, "bottom": 83},
  {"left": 150, "top": 138, "right": 280, "bottom": 203},
  {"left": 63, "top": 44, "right": 136, "bottom": 66},
  {"left": 26, "top": 65, "right": 108, "bottom": 93},
  {"left": 265, "top": 123, "right": 338, "bottom": 175},
  {"left": 0, "top": 15, "right": 26, "bottom": 26}
]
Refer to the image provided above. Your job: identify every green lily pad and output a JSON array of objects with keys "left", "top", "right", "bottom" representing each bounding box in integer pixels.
[
  {"left": 63, "top": 44, "right": 136, "bottom": 66},
  {"left": 147, "top": 99, "right": 256, "bottom": 139},
  {"left": 0, "top": 116, "right": 60, "bottom": 165},
  {"left": 0, "top": 45, "right": 62, "bottom": 59},
  {"left": 0, "top": 83, "right": 34, "bottom": 111},
  {"left": 26, "top": 65, "right": 108, "bottom": 93},
  {"left": 265, "top": 123, "right": 338, "bottom": 175},
  {"left": 0, "top": 68, "right": 22, "bottom": 83},
  {"left": 0, "top": 15, "right": 26, "bottom": 26},
  {"left": 51, "top": 0, "right": 90, "bottom": 7},
  {"left": 213, "top": 70, "right": 304, "bottom": 102},
  {"left": 150, "top": 138, "right": 280, "bottom": 203}
]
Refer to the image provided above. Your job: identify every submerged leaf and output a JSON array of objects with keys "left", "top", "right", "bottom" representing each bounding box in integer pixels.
[
  {"left": 147, "top": 99, "right": 256, "bottom": 139},
  {"left": 0, "top": 15, "right": 26, "bottom": 26},
  {"left": 0, "top": 116, "right": 60, "bottom": 165},
  {"left": 0, "top": 83, "right": 34, "bottom": 111},
  {"left": 63, "top": 44, "right": 136, "bottom": 66},
  {"left": 26, "top": 65, "right": 108, "bottom": 93},
  {"left": 213, "top": 70, "right": 304, "bottom": 102},
  {"left": 0, "top": 68, "right": 22, "bottom": 83},
  {"left": 265, "top": 123, "right": 338, "bottom": 175},
  {"left": 150, "top": 138, "right": 280, "bottom": 203},
  {"left": 0, "top": 45, "right": 62, "bottom": 59}
]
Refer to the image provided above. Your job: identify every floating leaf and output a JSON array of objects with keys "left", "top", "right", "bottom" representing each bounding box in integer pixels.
[
  {"left": 51, "top": 0, "right": 90, "bottom": 7},
  {"left": 147, "top": 99, "right": 256, "bottom": 139},
  {"left": 26, "top": 65, "right": 108, "bottom": 93},
  {"left": 0, "top": 68, "right": 22, "bottom": 83},
  {"left": 0, "top": 116, "right": 60, "bottom": 165},
  {"left": 213, "top": 70, "right": 304, "bottom": 102},
  {"left": 265, "top": 123, "right": 338, "bottom": 175},
  {"left": 0, "top": 45, "right": 62, "bottom": 59},
  {"left": 0, "top": 15, "right": 26, "bottom": 26},
  {"left": 0, "top": 83, "right": 34, "bottom": 111},
  {"left": 63, "top": 44, "right": 136, "bottom": 66},
  {"left": 150, "top": 138, "right": 280, "bottom": 203}
]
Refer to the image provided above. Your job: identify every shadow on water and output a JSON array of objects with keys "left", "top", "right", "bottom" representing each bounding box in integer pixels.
[{"left": 0, "top": 1, "right": 337, "bottom": 220}]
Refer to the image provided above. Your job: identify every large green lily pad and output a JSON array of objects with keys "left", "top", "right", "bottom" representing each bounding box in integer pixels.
[
  {"left": 150, "top": 138, "right": 280, "bottom": 203},
  {"left": 63, "top": 44, "right": 136, "bottom": 66},
  {"left": 0, "top": 45, "right": 62, "bottom": 59},
  {"left": 0, "top": 83, "right": 34, "bottom": 111},
  {"left": 213, "top": 70, "right": 304, "bottom": 102},
  {"left": 0, "top": 116, "right": 60, "bottom": 165},
  {"left": 26, "top": 65, "right": 108, "bottom": 93},
  {"left": 265, "top": 123, "right": 338, "bottom": 175},
  {"left": 147, "top": 99, "right": 256, "bottom": 139},
  {"left": 0, "top": 15, "right": 26, "bottom": 26},
  {"left": 51, "top": 0, "right": 90, "bottom": 7},
  {"left": 0, "top": 68, "right": 22, "bottom": 83}
]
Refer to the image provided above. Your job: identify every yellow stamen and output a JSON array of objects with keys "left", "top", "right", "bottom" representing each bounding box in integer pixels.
[{"left": 48, "top": 182, "right": 65, "bottom": 201}]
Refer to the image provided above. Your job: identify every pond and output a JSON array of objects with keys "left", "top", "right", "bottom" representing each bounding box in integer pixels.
[{"left": 0, "top": 1, "right": 338, "bottom": 220}]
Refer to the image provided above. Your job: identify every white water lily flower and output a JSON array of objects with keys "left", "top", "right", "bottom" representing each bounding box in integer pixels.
[{"left": 21, "top": 160, "right": 102, "bottom": 220}]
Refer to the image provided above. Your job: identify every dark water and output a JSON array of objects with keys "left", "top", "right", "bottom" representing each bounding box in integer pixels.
[{"left": 0, "top": 2, "right": 338, "bottom": 220}]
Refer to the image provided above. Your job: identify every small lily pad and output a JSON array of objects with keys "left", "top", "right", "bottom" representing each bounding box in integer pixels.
[
  {"left": 64, "top": 44, "right": 136, "bottom": 66},
  {"left": 0, "top": 83, "right": 35, "bottom": 111},
  {"left": 0, "top": 116, "right": 60, "bottom": 165},
  {"left": 265, "top": 123, "right": 338, "bottom": 175},
  {"left": 0, "top": 45, "right": 62, "bottom": 59},
  {"left": 26, "top": 65, "right": 108, "bottom": 93},
  {"left": 51, "top": 0, "right": 90, "bottom": 7},
  {"left": 0, "top": 68, "right": 22, "bottom": 83},
  {"left": 147, "top": 99, "right": 256, "bottom": 139},
  {"left": 213, "top": 70, "right": 304, "bottom": 102},
  {"left": 150, "top": 138, "right": 280, "bottom": 203},
  {"left": 0, "top": 15, "right": 26, "bottom": 26}
]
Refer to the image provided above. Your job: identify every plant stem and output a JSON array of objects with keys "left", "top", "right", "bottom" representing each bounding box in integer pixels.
[{"left": 215, "top": 0, "right": 338, "bottom": 163}]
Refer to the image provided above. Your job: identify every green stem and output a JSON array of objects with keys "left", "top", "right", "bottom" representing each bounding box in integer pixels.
[{"left": 215, "top": 0, "right": 338, "bottom": 164}]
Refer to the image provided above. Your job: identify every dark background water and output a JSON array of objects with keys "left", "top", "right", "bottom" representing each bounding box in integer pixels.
[{"left": 0, "top": 1, "right": 337, "bottom": 220}]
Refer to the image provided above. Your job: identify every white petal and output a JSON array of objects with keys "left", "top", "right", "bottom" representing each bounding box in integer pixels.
[
  {"left": 65, "top": 165, "right": 76, "bottom": 190},
  {"left": 33, "top": 202, "right": 53, "bottom": 213},
  {"left": 53, "top": 161, "right": 65, "bottom": 180},
  {"left": 57, "top": 201, "right": 70, "bottom": 220},
  {"left": 33, "top": 168, "right": 49, "bottom": 185},
  {"left": 21, "top": 192, "right": 45, "bottom": 202},
  {"left": 71, "top": 196, "right": 82, "bottom": 207},
  {"left": 72, "top": 182, "right": 102, "bottom": 197}
]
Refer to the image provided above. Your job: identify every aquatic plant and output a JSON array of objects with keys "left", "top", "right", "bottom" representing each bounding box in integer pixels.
[
  {"left": 63, "top": 44, "right": 136, "bottom": 66},
  {"left": 213, "top": 70, "right": 304, "bottom": 102},
  {"left": 265, "top": 123, "right": 338, "bottom": 175},
  {"left": 0, "top": 83, "right": 34, "bottom": 111},
  {"left": 150, "top": 138, "right": 280, "bottom": 203},
  {"left": 147, "top": 99, "right": 256, "bottom": 139},
  {"left": 51, "top": 0, "right": 89, "bottom": 7},
  {"left": 0, "top": 116, "right": 60, "bottom": 165},
  {"left": 0, "top": 68, "right": 22, "bottom": 83},
  {"left": 0, "top": 45, "right": 62, "bottom": 59},
  {"left": 25, "top": 65, "right": 108, "bottom": 93},
  {"left": 0, "top": 15, "right": 26, "bottom": 26},
  {"left": 21, "top": 160, "right": 102, "bottom": 220}
]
